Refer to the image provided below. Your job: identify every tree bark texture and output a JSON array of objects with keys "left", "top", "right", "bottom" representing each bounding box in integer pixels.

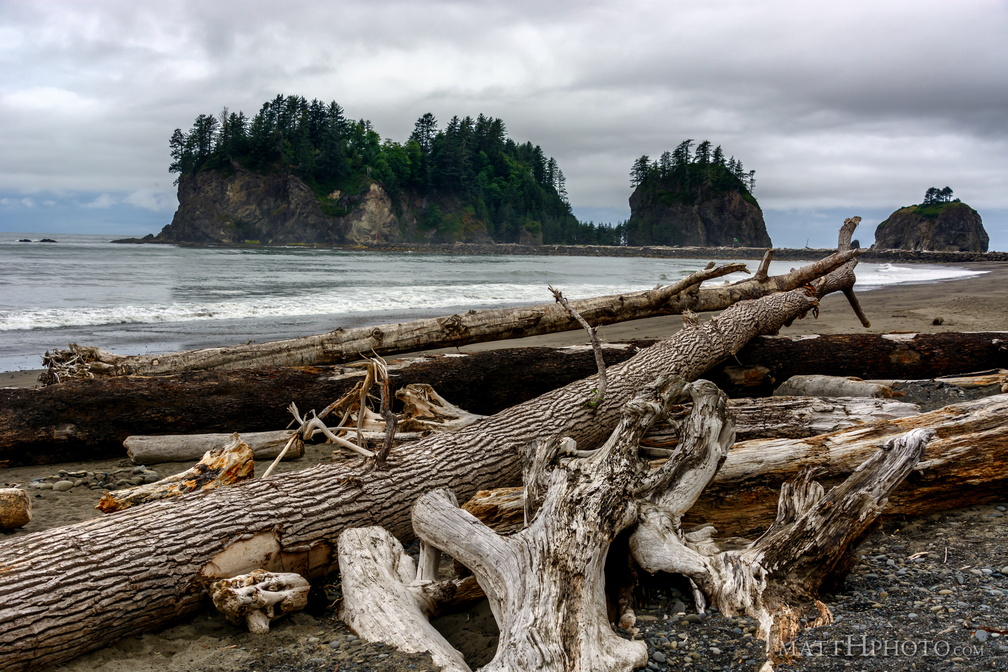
[
  {"left": 0, "top": 288, "right": 825, "bottom": 671},
  {"left": 40, "top": 248, "right": 859, "bottom": 381}
]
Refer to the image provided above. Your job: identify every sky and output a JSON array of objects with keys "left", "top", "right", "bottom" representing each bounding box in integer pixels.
[{"left": 1, "top": 0, "right": 1006, "bottom": 249}]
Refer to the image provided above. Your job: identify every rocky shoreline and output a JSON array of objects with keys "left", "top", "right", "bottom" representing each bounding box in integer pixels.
[{"left": 112, "top": 236, "right": 1008, "bottom": 263}]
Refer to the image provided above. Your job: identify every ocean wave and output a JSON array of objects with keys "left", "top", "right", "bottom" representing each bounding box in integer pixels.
[{"left": 0, "top": 282, "right": 661, "bottom": 331}]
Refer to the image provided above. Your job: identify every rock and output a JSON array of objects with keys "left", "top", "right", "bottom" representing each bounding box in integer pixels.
[
  {"left": 975, "top": 630, "right": 989, "bottom": 642},
  {"left": 652, "top": 650, "right": 666, "bottom": 663},
  {"left": 627, "top": 169, "right": 770, "bottom": 247},
  {"left": 52, "top": 481, "right": 74, "bottom": 492},
  {"left": 874, "top": 201, "right": 988, "bottom": 252}
]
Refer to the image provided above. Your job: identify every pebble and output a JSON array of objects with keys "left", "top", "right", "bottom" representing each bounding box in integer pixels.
[
  {"left": 683, "top": 613, "right": 703, "bottom": 624},
  {"left": 651, "top": 650, "right": 666, "bottom": 663},
  {"left": 52, "top": 480, "right": 74, "bottom": 491},
  {"left": 709, "top": 646, "right": 721, "bottom": 655},
  {"left": 975, "top": 630, "right": 990, "bottom": 642}
]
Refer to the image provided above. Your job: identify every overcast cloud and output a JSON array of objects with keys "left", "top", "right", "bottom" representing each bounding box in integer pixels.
[{"left": 1, "top": 0, "right": 1006, "bottom": 248}]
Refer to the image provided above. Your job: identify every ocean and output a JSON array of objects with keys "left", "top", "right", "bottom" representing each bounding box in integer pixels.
[{"left": 0, "top": 233, "right": 987, "bottom": 372}]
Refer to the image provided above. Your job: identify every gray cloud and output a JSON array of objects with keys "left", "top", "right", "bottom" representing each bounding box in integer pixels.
[{"left": 1, "top": 0, "right": 1006, "bottom": 246}]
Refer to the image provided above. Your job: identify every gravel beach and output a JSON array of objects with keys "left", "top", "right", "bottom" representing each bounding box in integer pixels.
[{"left": 1, "top": 262, "right": 1006, "bottom": 671}]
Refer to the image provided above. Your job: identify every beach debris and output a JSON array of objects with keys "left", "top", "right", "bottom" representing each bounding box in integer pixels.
[
  {"left": 0, "top": 488, "right": 31, "bottom": 530},
  {"left": 209, "top": 569, "right": 310, "bottom": 634},
  {"left": 340, "top": 375, "right": 933, "bottom": 670},
  {"left": 550, "top": 284, "right": 608, "bottom": 409},
  {"left": 96, "top": 433, "right": 253, "bottom": 513}
]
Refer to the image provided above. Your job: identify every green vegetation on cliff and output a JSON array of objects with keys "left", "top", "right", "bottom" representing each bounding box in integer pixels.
[{"left": 168, "top": 95, "right": 605, "bottom": 244}]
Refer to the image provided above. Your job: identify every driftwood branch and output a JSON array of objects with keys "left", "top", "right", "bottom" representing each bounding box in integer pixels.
[{"left": 550, "top": 284, "right": 607, "bottom": 407}]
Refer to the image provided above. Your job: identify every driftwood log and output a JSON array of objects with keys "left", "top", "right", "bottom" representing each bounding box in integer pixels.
[
  {"left": 3, "top": 332, "right": 1004, "bottom": 467},
  {"left": 461, "top": 391, "right": 1008, "bottom": 541},
  {"left": 0, "top": 280, "right": 835, "bottom": 671},
  {"left": 39, "top": 248, "right": 862, "bottom": 381},
  {"left": 126, "top": 429, "right": 303, "bottom": 464}
]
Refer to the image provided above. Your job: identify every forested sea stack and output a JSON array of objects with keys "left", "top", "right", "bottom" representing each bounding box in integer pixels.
[
  {"left": 873, "top": 187, "right": 988, "bottom": 252},
  {"left": 625, "top": 140, "right": 772, "bottom": 247},
  {"left": 154, "top": 95, "right": 621, "bottom": 246}
]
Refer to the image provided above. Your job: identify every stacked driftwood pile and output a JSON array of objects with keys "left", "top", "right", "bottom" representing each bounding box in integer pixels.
[{"left": 1, "top": 219, "right": 1007, "bottom": 672}]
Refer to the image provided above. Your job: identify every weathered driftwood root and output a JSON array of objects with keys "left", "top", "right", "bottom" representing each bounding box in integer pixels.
[
  {"left": 631, "top": 422, "right": 933, "bottom": 662},
  {"left": 208, "top": 569, "right": 310, "bottom": 634},
  {"left": 39, "top": 245, "right": 861, "bottom": 381},
  {"left": 399, "top": 378, "right": 706, "bottom": 672},
  {"left": 338, "top": 527, "right": 479, "bottom": 672},
  {"left": 0, "top": 488, "right": 31, "bottom": 530},
  {"left": 126, "top": 429, "right": 304, "bottom": 464},
  {"left": 346, "top": 376, "right": 927, "bottom": 671},
  {"left": 97, "top": 434, "right": 254, "bottom": 513}
]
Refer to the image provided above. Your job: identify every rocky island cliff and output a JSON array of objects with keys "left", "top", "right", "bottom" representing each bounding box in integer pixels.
[
  {"left": 624, "top": 141, "right": 772, "bottom": 247},
  {"left": 152, "top": 97, "right": 603, "bottom": 246},
  {"left": 157, "top": 166, "right": 430, "bottom": 245},
  {"left": 873, "top": 189, "right": 987, "bottom": 252}
]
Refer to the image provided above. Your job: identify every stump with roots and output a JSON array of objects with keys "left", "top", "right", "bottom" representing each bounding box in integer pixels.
[{"left": 338, "top": 377, "right": 932, "bottom": 671}]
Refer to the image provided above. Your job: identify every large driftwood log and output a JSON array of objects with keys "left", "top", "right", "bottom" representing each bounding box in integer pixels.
[
  {"left": 125, "top": 429, "right": 304, "bottom": 464},
  {"left": 4, "top": 333, "right": 1003, "bottom": 466},
  {"left": 462, "top": 392, "right": 1008, "bottom": 540},
  {"left": 713, "top": 331, "right": 1008, "bottom": 395},
  {"left": 686, "top": 391, "right": 1008, "bottom": 536},
  {"left": 0, "top": 347, "right": 640, "bottom": 467},
  {"left": 0, "top": 283, "right": 832, "bottom": 671},
  {"left": 40, "top": 247, "right": 862, "bottom": 382}
]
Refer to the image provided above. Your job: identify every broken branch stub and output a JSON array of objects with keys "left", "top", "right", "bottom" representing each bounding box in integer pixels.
[
  {"left": 97, "top": 433, "right": 254, "bottom": 513},
  {"left": 209, "top": 569, "right": 310, "bottom": 634}
]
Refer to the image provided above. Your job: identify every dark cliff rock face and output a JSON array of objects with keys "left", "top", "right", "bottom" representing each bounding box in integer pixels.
[
  {"left": 873, "top": 202, "right": 988, "bottom": 252},
  {"left": 156, "top": 167, "right": 498, "bottom": 246},
  {"left": 627, "top": 188, "right": 771, "bottom": 247},
  {"left": 156, "top": 167, "right": 404, "bottom": 245}
]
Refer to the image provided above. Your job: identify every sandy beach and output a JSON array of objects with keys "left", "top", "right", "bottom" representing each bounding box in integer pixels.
[{"left": 1, "top": 261, "right": 1006, "bottom": 671}]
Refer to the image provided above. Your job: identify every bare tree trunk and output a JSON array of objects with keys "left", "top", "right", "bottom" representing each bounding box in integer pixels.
[
  {"left": 40, "top": 248, "right": 860, "bottom": 382},
  {"left": 0, "top": 287, "right": 827, "bottom": 672}
]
